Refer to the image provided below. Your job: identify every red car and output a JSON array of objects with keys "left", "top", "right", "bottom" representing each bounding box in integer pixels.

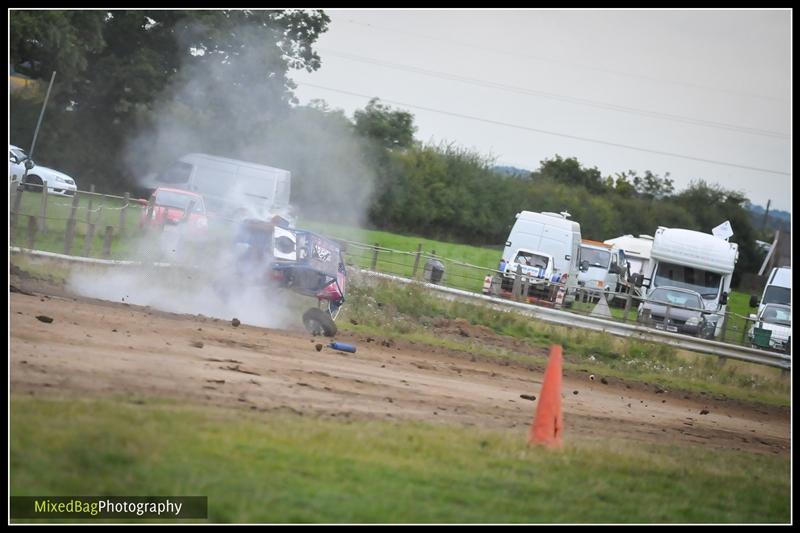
[{"left": 139, "top": 187, "right": 209, "bottom": 239}]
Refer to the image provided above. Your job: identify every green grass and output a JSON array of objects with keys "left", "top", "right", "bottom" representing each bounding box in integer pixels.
[
  {"left": 300, "top": 219, "right": 501, "bottom": 292},
  {"left": 10, "top": 396, "right": 790, "bottom": 524},
  {"left": 338, "top": 281, "right": 789, "bottom": 407}
]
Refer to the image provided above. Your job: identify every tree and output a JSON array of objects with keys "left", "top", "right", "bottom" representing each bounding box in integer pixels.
[{"left": 354, "top": 98, "right": 416, "bottom": 150}]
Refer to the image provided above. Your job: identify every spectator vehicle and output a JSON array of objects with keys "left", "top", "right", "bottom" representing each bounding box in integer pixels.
[
  {"left": 139, "top": 187, "right": 208, "bottom": 238},
  {"left": 747, "top": 303, "right": 791, "bottom": 354},
  {"left": 637, "top": 286, "right": 714, "bottom": 338},
  {"left": 9, "top": 145, "right": 78, "bottom": 196}
]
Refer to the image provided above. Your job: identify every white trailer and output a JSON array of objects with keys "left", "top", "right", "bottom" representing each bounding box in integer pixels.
[{"left": 644, "top": 227, "right": 739, "bottom": 338}]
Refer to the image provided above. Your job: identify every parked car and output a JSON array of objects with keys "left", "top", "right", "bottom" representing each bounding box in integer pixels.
[
  {"left": 139, "top": 187, "right": 209, "bottom": 240},
  {"left": 9, "top": 145, "right": 78, "bottom": 196},
  {"left": 637, "top": 286, "right": 714, "bottom": 338},
  {"left": 747, "top": 303, "right": 791, "bottom": 354}
]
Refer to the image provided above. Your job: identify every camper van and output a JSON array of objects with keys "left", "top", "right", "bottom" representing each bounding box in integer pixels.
[
  {"left": 498, "top": 211, "right": 581, "bottom": 305},
  {"left": 577, "top": 239, "right": 627, "bottom": 302},
  {"left": 751, "top": 266, "right": 791, "bottom": 315},
  {"left": 642, "top": 227, "right": 738, "bottom": 338},
  {"left": 152, "top": 153, "right": 292, "bottom": 222}
]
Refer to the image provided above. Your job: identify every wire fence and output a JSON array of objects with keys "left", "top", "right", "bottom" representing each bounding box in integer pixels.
[{"left": 9, "top": 182, "right": 785, "bottom": 356}]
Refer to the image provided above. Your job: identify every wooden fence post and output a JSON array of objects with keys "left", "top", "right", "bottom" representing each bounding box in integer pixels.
[
  {"left": 11, "top": 181, "right": 23, "bottom": 230},
  {"left": 27, "top": 215, "right": 38, "bottom": 249},
  {"left": 411, "top": 243, "right": 423, "bottom": 279},
  {"left": 623, "top": 292, "right": 632, "bottom": 323},
  {"left": 118, "top": 192, "right": 130, "bottom": 236},
  {"left": 86, "top": 184, "right": 95, "bottom": 225},
  {"left": 38, "top": 180, "right": 48, "bottom": 232},
  {"left": 63, "top": 194, "right": 80, "bottom": 255},
  {"left": 511, "top": 264, "right": 522, "bottom": 300},
  {"left": 83, "top": 223, "right": 96, "bottom": 257},
  {"left": 102, "top": 226, "right": 114, "bottom": 258},
  {"left": 370, "top": 243, "right": 379, "bottom": 271}
]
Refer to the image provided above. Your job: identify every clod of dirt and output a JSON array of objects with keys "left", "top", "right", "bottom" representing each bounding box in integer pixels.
[
  {"left": 600, "top": 377, "right": 609, "bottom": 385},
  {"left": 573, "top": 390, "right": 579, "bottom": 395},
  {"left": 350, "top": 319, "right": 359, "bottom": 325},
  {"left": 112, "top": 329, "right": 118, "bottom": 332},
  {"left": 366, "top": 337, "right": 374, "bottom": 343},
  {"left": 315, "top": 343, "right": 323, "bottom": 352},
  {"left": 655, "top": 388, "right": 666, "bottom": 394},
  {"left": 191, "top": 341, "right": 204, "bottom": 349},
  {"left": 231, "top": 318, "right": 241, "bottom": 327},
  {"left": 700, "top": 409, "right": 710, "bottom": 415},
  {"left": 520, "top": 394, "right": 536, "bottom": 401},
  {"left": 35, "top": 315, "right": 54, "bottom": 324},
  {"left": 381, "top": 339, "right": 394, "bottom": 348}
]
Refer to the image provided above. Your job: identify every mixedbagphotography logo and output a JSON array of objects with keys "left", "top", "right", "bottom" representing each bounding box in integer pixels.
[{"left": 10, "top": 496, "right": 208, "bottom": 519}]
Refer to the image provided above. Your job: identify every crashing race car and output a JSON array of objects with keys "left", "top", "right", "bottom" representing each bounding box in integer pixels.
[{"left": 218, "top": 217, "right": 347, "bottom": 337}]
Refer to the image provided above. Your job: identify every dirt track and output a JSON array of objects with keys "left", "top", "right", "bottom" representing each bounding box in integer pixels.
[{"left": 10, "top": 283, "right": 790, "bottom": 456}]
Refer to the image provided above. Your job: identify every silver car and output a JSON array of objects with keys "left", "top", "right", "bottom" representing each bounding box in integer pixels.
[
  {"left": 747, "top": 303, "right": 791, "bottom": 353},
  {"left": 637, "top": 286, "right": 714, "bottom": 338}
]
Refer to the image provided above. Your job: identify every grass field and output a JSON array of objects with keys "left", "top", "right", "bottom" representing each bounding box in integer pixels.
[
  {"left": 10, "top": 396, "right": 790, "bottom": 524},
  {"left": 339, "top": 280, "right": 789, "bottom": 407}
]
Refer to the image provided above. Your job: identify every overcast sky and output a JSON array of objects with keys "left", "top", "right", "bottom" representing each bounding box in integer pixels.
[{"left": 291, "top": 9, "right": 792, "bottom": 213}]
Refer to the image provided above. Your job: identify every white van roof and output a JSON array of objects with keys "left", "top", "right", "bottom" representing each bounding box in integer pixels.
[
  {"left": 768, "top": 267, "right": 791, "bottom": 289},
  {"left": 180, "top": 153, "right": 290, "bottom": 175},
  {"left": 516, "top": 210, "right": 580, "bottom": 232},
  {"left": 604, "top": 234, "right": 654, "bottom": 258},
  {"left": 651, "top": 228, "right": 738, "bottom": 274}
]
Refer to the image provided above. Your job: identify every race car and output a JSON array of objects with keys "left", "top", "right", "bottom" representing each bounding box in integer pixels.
[{"left": 218, "top": 217, "right": 346, "bottom": 337}]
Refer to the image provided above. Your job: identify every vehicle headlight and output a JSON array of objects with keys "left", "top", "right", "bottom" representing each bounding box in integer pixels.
[{"left": 685, "top": 317, "right": 701, "bottom": 327}]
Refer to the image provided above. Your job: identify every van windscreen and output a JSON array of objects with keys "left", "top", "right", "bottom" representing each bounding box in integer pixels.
[
  {"left": 763, "top": 286, "right": 790, "bottom": 306},
  {"left": 157, "top": 161, "right": 192, "bottom": 184}
]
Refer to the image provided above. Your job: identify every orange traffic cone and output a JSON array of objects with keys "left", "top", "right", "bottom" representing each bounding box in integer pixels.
[{"left": 528, "top": 344, "right": 563, "bottom": 448}]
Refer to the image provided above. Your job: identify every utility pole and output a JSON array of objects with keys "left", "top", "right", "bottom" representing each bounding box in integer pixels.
[
  {"left": 761, "top": 199, "right": 771, "bottom": 232},
  {"left": 29, "top": 71, "right": 56, "bottom": 159}
]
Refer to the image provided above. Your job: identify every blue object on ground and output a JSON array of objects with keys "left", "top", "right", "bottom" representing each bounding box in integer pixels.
[{"left": 328, "top": 342, "right": 356, "bottom": 353}]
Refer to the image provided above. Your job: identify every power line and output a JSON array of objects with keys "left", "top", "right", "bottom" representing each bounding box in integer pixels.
[
  {"left": 342, "top": 18, "right": 789, "bottom": 105},
  {"left": 297, "top": 82, "right": 790, "bottom": 176},
  {"left": 321, "top": 48, "right": 788, "bottom": 139}
]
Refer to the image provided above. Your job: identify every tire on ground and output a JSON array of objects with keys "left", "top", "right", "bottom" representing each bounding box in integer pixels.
[{"left": 302, "top": 307, "right": 337, "bottom": 337}]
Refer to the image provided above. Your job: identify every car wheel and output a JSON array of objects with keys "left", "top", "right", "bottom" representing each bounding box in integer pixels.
[
  {"left": 302, "top": 307, "right": 337, "bottom": 337},
  {"left": 23, "top": 174, "right": 43, "bottom": 192}
]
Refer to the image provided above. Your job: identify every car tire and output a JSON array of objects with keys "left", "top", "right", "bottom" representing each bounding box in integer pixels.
[
  {"left": 23, "top": 174, "right": 43, "bottom": 192},
  {"left": 302, "top": 307, "right": 337, "bottom": 337}
]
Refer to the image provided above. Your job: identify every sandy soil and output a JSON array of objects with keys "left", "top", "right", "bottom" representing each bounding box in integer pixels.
[{"left": 10, "top": 278, "right": 790, "bottom": 456}]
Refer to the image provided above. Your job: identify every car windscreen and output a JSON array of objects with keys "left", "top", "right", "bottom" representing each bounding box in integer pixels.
[
  {"left": 10, "top": 147, "right": 30, "bottom": 163},
  {"left": 155, "top": 191, "right": 204, "bottom": 212},
  {"left": 761, "top": 305, "right": 791, "bottom": 326},
  {"left": 653, "top": 262, "right": 722, "bottom": 300},
  {"left": 579, "top": 247, "right": 610, "bottom": 268},
  {"left": 763, "top": 286, "right": 790, "bottom": 306},
  {"left": 648, "top": 288, "right": 702, "bottom": 309}
]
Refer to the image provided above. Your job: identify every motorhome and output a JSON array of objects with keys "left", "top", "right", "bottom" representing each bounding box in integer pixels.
[
  {"left": 751, "top": 266, "right": 791, "bottom": 315},
  {"left": 497, "top": 211, "right": 581, "bottom": 305},
  {"left": 642, "top": 227, "right": 738, "bottom": 338},
  {"left": 577, "top": 239, "right": 627, "bottom": 302},
  {"left": 151, "top": 153, "right": 292, "bottom": 222}
]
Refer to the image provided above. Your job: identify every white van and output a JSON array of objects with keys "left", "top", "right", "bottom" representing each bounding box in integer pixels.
[
  {"left": 644, "top": 227, "right": 739, "bottom": 338},
  {"left": 751, "top": 267, "right": 791, "bottom": 315},
  {"left": 577, "top": 239, "right": 627, "bottom": 302},
  {"left": 153, "top": 153, "right": 292, "bottom": 221},
  {"left": 498, "top": 211, "right": 581, "bottom": 304}
]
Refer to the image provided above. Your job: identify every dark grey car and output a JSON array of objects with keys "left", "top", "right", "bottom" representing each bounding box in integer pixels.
[{"left": 637, "top": 286, "right": 714, "bottom": 338}]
